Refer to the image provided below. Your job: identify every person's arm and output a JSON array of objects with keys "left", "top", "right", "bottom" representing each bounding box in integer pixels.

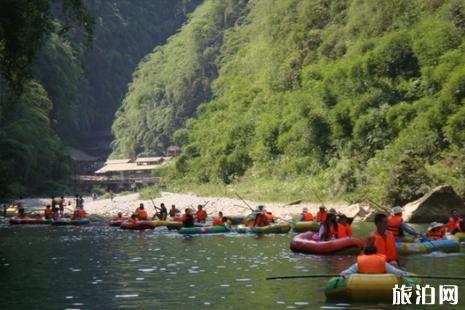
[
  {"left": 318, "top": 224, "right": 325, "bottom": 239},
  {"left": 340, "top": 263, "right": 358, "bottom": 277},
  {"left": 385, "top": 263, "right": 407, "bottom": 277},
  {"left": 400, "top": 222, "right": 421, "bottom": 237}
]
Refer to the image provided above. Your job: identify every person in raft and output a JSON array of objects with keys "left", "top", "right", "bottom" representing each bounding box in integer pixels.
[
  {"left": 17, "top": 204, "right": 26, "bottom": 218},
  {"left": 387, "top": 206, "right": 425, "bottom": 241},
  {"left": 340, "top": 245, "right": 407, "bottom": 277},
  {"left": 300, "top": 207, "right": 313, "bottom": 221},
  {"left": 213, "top": 211, "right": 224, "bottom": 226},
  {"left": 73, "top": 207, "right": 86, "bottom": 219},
  {"left": 368, "top": 213, "right": 399, "bottom": 267},
  {"left": 317, "top": 213, "right": 338, "bottom": 241},
  {"left": 129, "top": 213, "right": 139, "bottom": 224},
  {"left": 169, "top": 205, "right": 180, "bottom": 219},
  {"left": 253, "top": 205, "right": 270, "bottom": 227},
  {"left": 153, "top": 203, "right": 168, "bottom": 220},
  {"left": 337, "top": 214, "right": 353, "bottom": 238},
  {"left": 195, "top": 204, "right": 207, "bottom": 224},
  {"left": 182, "top": 208, "right": 194, "bottom": 227},
  {"left": 43, "top": 205, "right": 53, "bottom": 219},
  {"left": 316, "top": 205, "right": 328, "bottom": 223},
  {"left": 447, "top": 209, "right": 463, "bottom": 234},
  {"left": 135, "top": 203, "right": 148, "bottom": 220},
  {"left": 426, "top": 222, "right": 445, "bottom": 240}
]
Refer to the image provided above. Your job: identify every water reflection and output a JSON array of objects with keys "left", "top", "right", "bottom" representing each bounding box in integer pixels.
[{"left": 0, "top": 222, "right": 463, "bottom": 309}]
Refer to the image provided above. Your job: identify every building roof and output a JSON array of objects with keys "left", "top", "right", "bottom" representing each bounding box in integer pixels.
[
  {"left": 95, "top": 162, "right": 158, "bottom": 174},
  {"left": 69, "top": 148, "right": 100, "bottom": 162},
  {"left": 105, "top": 159, "right": 131, "bottom": 164},
  {"left": 167, "top": 145, "right": 180, "bottom": 151},
  {"left": 135, "top": 157, "right": 164, "bottom": 163}
]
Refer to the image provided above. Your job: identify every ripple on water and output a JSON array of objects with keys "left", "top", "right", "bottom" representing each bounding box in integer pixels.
[
  {"left": 235, "top": 278, "right": 251, "bottom": 282},
  {"left": 115, "top": 294, "right": 139, "bottom": 298},
  {"left": 138, "top": 268, "right": 154, "bottom": 272}
]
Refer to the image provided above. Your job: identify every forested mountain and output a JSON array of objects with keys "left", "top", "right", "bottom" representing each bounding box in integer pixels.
[
  {"left": 113, "top": 0, "right": 465, "bottom": 204},
  {"left": 0, "top": 0, "right": 200, "bottom": 199}
]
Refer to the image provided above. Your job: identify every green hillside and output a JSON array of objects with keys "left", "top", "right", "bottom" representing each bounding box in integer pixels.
[
  {"left": 113, "top": 0, "right": 465, "bottom": 204},
  {"left": 0, "top": 0, "right": 199, "bottom": 199}
]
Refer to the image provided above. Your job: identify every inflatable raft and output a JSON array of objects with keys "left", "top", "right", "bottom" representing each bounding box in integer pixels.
[
  {"left": 451, "top": 232, "right": 465, "bottom": 242},
  {"left": 151, "top": 220, "right": 170, "bottom": 227},
  {"left": 166, "top": 221, "right": 183, "bottom": 230},
  {"left": 293, "top": 221, "right": 319, "bottom": 233},
  {"left": 109, "top": 218, "right": 127, "bottom": 227},
  {"left": 52, "top": 218, "right": 90, "bottom": 226},
  {"left": 9, "top": 216, "right": 52, "bottom": 225},
  {"left": 179, "top": 225, "right": 230, "bottom": 235},
  {"left": 236, "top": 223, "right": 291, "bottom": 234},
  {"left": 120, "top": 220, "right": 155, "bottom": 230},
  {"left": 290, "top": 232, "right": 364, "bottom": 255},
  {"left": 325, "top": 273, "right": 424, "bottom": 301},
  {"left": 396, "top": 239, "right": 460, "bottom": 255}
]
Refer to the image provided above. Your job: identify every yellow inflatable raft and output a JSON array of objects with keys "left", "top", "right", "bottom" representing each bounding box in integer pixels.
[
  {"left": 293, "top": 221, "right": 319, "bottom": 233},
  {"left": 325, "top": 273, "right": 424, "bottom": 301}
]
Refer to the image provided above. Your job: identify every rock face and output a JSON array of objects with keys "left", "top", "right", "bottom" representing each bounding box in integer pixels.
[{"left": 402, "top": 185, "right": 465, "bottom": 223}]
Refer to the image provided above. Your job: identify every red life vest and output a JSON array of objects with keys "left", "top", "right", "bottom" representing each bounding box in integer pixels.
[
  {"left": 316, "top": 211, "right": 327, "bottom": 223},
  {"left": 337, "top": 223, "right": 352, "bottom": 238},
  {"left": 265, "top": 212, "right": 274, "bottom": 222},
  {"left": 44, "top": 208, "right": 53, "bottom": 218},
  {"left": 195, "top": 210, "right": 207, "bottom": 222},
  {"left": 137, "top": 209, "right": 148, "bottom": 220},
  {"left": 357, "top": 255, "right": 386, "bottom": 273},
  {"left": 387, "top": 215, "right": 402, "bottom": 237},
  {"left": 447, "top": 217, "right": 462, "bottom": 233},
  {"left": 254, "top": 213, "right": 269, "bottom": 227},
  {"left": 373, "top": 231, "right": 397, "bottom": 261},
  {"left": 301, "top": 211, "right": 313, "bottom": 221},
  {"left": 213, "top": 216, "right": 223, "bottom": 226}
]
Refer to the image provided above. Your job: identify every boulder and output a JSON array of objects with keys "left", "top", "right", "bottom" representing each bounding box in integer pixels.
[{"left": 402, "top": 185, "right": 464, "bottom": 223}]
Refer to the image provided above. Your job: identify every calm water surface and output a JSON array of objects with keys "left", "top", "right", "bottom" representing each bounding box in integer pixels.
[{"left": 0, "top": 221, "right": 463, "bottom": 309}]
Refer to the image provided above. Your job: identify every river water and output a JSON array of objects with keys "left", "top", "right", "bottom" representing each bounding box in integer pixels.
[{"left": 0, "top": 221, "right": 463, "bottom": 309}]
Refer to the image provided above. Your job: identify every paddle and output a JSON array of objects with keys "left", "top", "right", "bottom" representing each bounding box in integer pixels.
[
  {"left": 235, "top": 193, "right": 254, "bottom": 211},
  {"left": 278, "top": 200, "right": 302, "bottom": 208},
  {"left": 267, "top": 274, "right": 465, "bottom": 280}
]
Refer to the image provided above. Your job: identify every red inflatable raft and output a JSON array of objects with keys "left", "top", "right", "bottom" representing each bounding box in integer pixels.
[
  {"left": 9, "top": 216, "right": 51, "bottom": 225},
  {"left": 109, "top": 218, "right": 127, "bottom": 227},
  {"left": 120, "top": 220, "right": 155, "bottom": 230},
  {"left": 290, "top": 232, "right": 364, "bottom": 255}
]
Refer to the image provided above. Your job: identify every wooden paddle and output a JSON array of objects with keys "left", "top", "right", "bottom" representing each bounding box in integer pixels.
[
  {"left": 267, "top": 274, "right": 465, "bottom": 280},
  {"left": 278, "top": 200, "right": 302, "bottom": 208}
]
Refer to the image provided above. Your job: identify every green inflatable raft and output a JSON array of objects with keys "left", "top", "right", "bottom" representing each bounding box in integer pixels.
[
  {"left": 179, "top": 225, "right": 230, "bottom": 235},
  {"left": 293, "top": 221, "right": 319, "bottom": 233},
  {"left": 236, "top": 222, "right": 291, "bottom": 234}
]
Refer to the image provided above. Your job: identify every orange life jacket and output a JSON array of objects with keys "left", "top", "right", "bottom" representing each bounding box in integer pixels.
[
  {"left": 357, "top": 255, "right": 386, "bottom": 273},
  {"left": 254, "top": 213, "right": 268, "bottom": 227},
  {"left": 447, "top": 217, "right": 462, "bottom": 233},
  {"left": 195, "top": 210, "right": 207, "bottom": 222},
  {"left": 137, "top": 209, "right": 148, "bottom": 220},
  {"left": 301, "top": 211, "right": 313, "bottom": 221},
  {"left": 172, "top": 216, "right": 182, "bottom": 222},
  {"left": 387, "top": 215, "right": 402, "bottom": 237},
  {"left": 316, "top": 211, "right": 327, "bottom": 223},
  {"left": 427, "top": 227, "right": 445, "bottom": 240},
  {"left": 44, "top": 208, "right": 53, "bottom": 218},
  {"left": 373, "top": 231, "right": 397, "bottom": 261},
  {"left": 265, "top": 212, "right": 274, "bottom": 222},
  {"left": 213, "top": 216, "right": 223, "bottom": 226},
  {"left": 74, "top": 209, "right": 86, "bottom": 218},
  {"left": 337, "top": 223, "right": 352, "bottom": 238}
]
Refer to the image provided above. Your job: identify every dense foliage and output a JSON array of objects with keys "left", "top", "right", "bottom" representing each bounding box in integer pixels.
[
  {"left": 113, "top": 0, "right": 465, "bottom": 204},
  {"left": 0, "top": 0, "right": 199, "bottom": 200}
]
